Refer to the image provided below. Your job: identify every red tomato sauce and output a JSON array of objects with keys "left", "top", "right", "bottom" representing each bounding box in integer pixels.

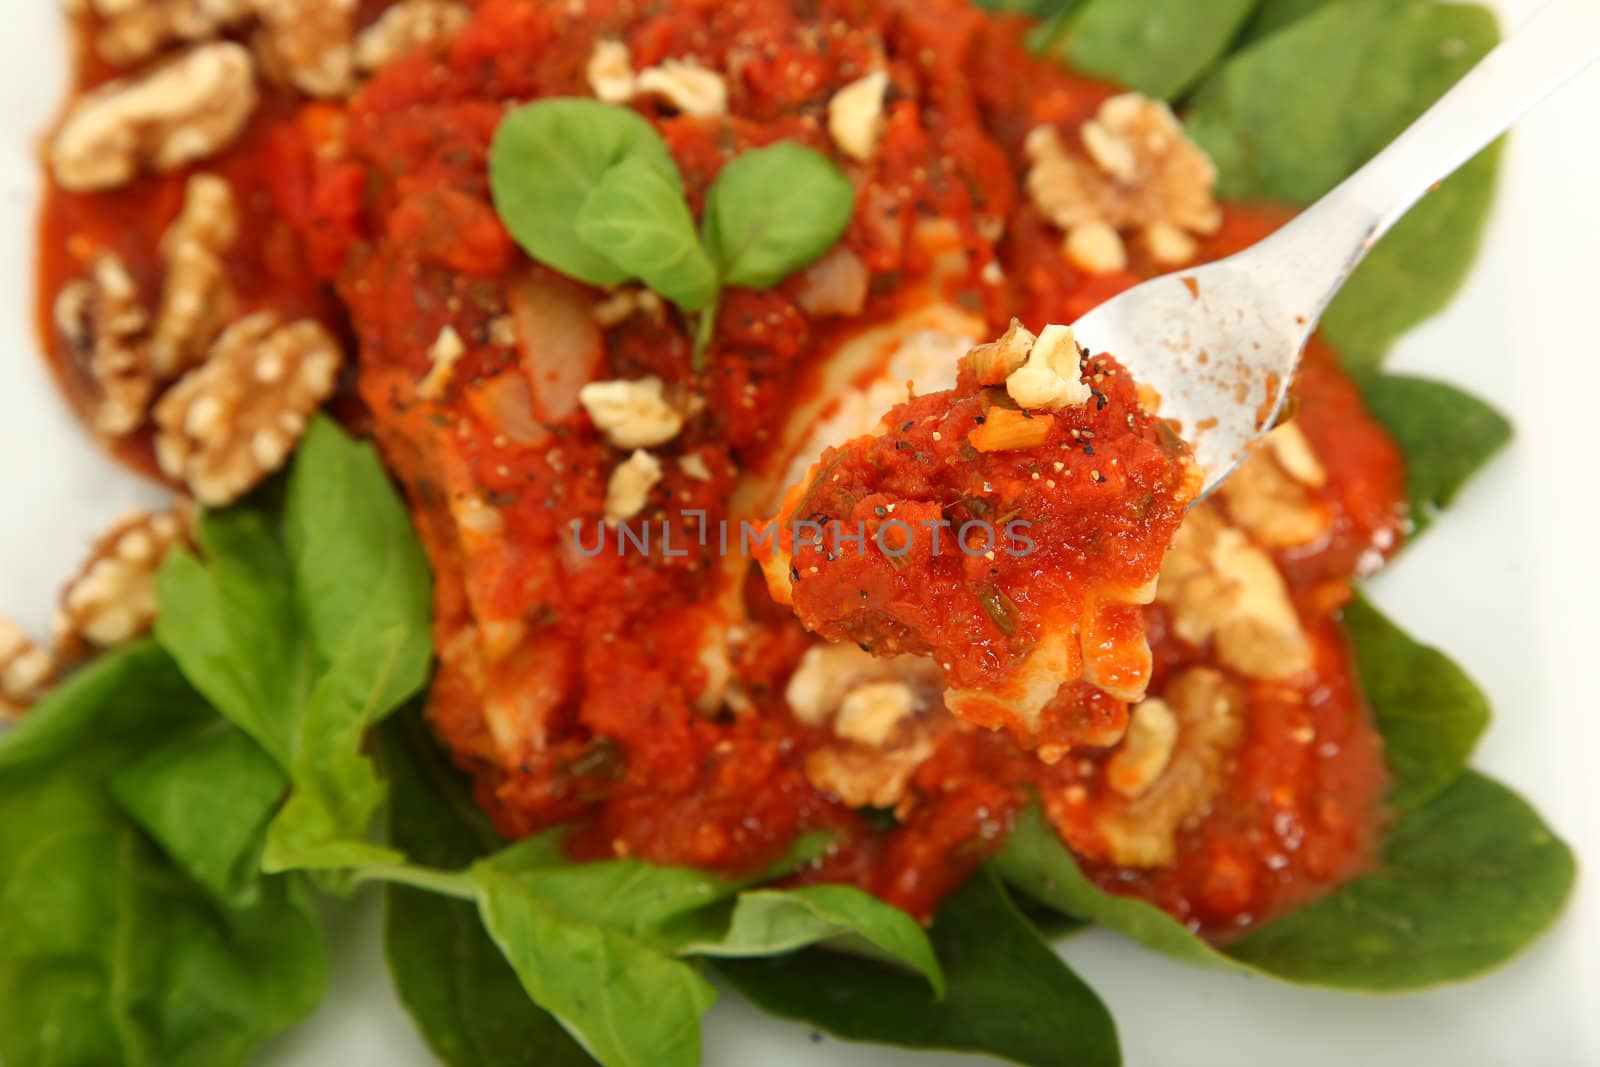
[{"left": 37, "top": 0, "right": 1405, "bottom": 933}]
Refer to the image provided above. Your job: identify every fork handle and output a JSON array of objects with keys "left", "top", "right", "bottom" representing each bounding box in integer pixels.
[{"left": 1254, "top": 0, "right": 1600, "bottom": 319}]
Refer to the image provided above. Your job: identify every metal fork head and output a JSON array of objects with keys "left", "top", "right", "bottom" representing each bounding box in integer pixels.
[{"left": 1069, "top": 256, "right": 1311, "bottom": 496}]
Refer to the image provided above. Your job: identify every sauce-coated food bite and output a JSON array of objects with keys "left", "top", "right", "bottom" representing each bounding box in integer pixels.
[{"left": 765, "top": 321, "right": 1200, "bottom": 754}]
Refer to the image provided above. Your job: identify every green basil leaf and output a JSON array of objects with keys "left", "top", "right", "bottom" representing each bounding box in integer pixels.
[
  {"left": 1343, "top": 593, "right": 1489, "bottom": 810},
  {"left": 1227, "top": 771, "right": 1575, "bottom": 988},
  {"left": 994, "top": 806, "right": 1243, "bottom": 973},
  {"left": 479, "top": 834, "right": 737, "bottom": 945},
  {"left": 1184, "top": 0, "right": 1500, "bottom": 370},
  {"left": 378, "top": 712, "right": 596, "bottom": 1067},
  {"left": 715, "top": 867, "right": 1119, "bottom": 1066},
  {"left": 489, "top": 99, "right": 680, "bottom": 287},
  {"left": 0, "top": 642, "right": 328, "bottom": 1067},
  {"left": 110, "top": 722, "right": 286, "bottom": 908},
  {"left": 1358, "top": 373, "right": 1512, "bottom": 538},
  {"left": 575, "top": 157, "right": 719, "bottom": 311},
  {"left": 154, "top": 507, "right": 302, "bottom": 769},
  {"left": 668, "top": 885, "right": 945, "bottom": 996},
  {"left": 282, "top": 417, "right": 433, "bottom": 714},
  {"left": 155, "top": 416, "right": 432, "bottom": 877},
  {"left": 702, "top": 141, "right": 856, "bottom": 290},
  {"left": 471, "top": 860, "right": 718, "bottom": 1067},
  {"left": 1053, "top": 0, "right": 1263, "bottom": 101}
]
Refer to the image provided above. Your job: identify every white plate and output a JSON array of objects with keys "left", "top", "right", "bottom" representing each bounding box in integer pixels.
[{"left": 4, "top": 3, "right": 1596, "bottom": 1065}]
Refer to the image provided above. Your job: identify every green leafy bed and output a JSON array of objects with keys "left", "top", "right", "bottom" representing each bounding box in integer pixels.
[{"left": 0, "top": 2, "right": 1575, "bottom": 1065}]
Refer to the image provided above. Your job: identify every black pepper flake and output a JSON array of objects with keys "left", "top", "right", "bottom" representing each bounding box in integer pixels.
[
  {"left": 874, "top": 505, "right": 888, "bottom": 517},
  {"left": 859, "top": 589, "right": 869, "bottom": 599},
  {"left": 1094, "top": 391, "right": 1109, "bottom": 410},
  {"left": 789, "top": 565, "right": 800, "bottom": 582},
  {"left": 901, "top": 421, "right": 914, "bottom": 432},
  {"left": 1083, "top": 444, "right": 1095, "bottom": 456},
  {"left": 1093, "top": 472, "right": 1108, "bottom": 483},
  {"left": 974, "top": 414, "right": 987, "bottom": 424}
]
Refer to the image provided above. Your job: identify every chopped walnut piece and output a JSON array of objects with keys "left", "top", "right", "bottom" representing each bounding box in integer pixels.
[
  {"left": 1, "top": 619, "right": 57, "bottom": 717},
  {"left": 1025, "top": 93, "right": 1220, "bottom": 265},
  {"left": 1219, "top": 423, "right": 1331, "bottom": 548},
  {"left": 418, "top": 324, "right": 467, "bottom": 399},
  {"left": 787, "top": 643, "right": 947, "bottom": 811},
  {"left": 56, "top": 506, "right": 193, "bottom": 651},
  {"left": 1064, "top": 220, "right": 1128, "bottom": 275},
  {"left": 635, "top": 57, "right": 726, "bottom": 117},
  {"left": 254, "top": 0, "right": 357, "bottom": 98},
  {"left": 1005, "top": 324, "right": 1091, "bottom": 411},
  {"left": 1093, "top": 667, "right": 1245, "bottom": 867},
  {"left": 603, "top": 450, "right": 662, "bottom": 524},
  {"left": 586, "top": 39, "right": 636, "bottom": 103},
  {"left": 591, "top": 288, "right": 665, "bottom": 327},
  {"left": 805, "top": 728, "right": 937, "bottom": 811},
  {"left": 96, "top": 0, "right": 229, "bottom": 68},
  {"left": 962, "top": 318, "right": 1036, "bottom": 385},
  {"left": 55, "top": 254, "right": 155, "bottom": 436},
  {"left": 1105, "top": 696, "right": 1178, "bottom": 798},
  {"left": 1156, "top": 504, "right": 1313, "bottom": 679},
  {"left": 577, "top": 376, "right": 684, "bottom": 450},
  {"left": 354, "top": 0, "right": 470, "bottom": 73},
  {"left": 149, "top": 173, "right": 239, "bottom": 379},
  {"left": 827, "top": 70, "right": 889, "bottom": 163},
  {"left": 154, "top": 312, "right": 342, "bottom": 505},
  {"left": 51, "top": 42, "right": 259, "bottom": 192}
]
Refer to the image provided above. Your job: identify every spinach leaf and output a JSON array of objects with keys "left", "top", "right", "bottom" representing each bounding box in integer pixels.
[
  {"left": 1343, "top": 593, "right": 1489, "bottom": 810},
  {"left": 1228, "top": 771, "right": 1575, "bottom": 988},
  {"left": 715, "top": 867, "right": 1119, "bottom": 1067},
  {"left": 1185, "top": 0, "right": 1495, "bottom": 203},
  {"left": 994, "top": 806, "right": 1243, "bottom": 973},
  {"left": 702, "top": 142, "right": 856, "bottom": 290},
  {"left": 575, "top": 157, "right": 719, "bottom": 311},
  {"left": 668, "top": 885, "right": 945, "bottom": 995},
  {"left": 1323, "top": 145, "right": 1500, "bottom": 371},
  {"left": 1358, "top": 373, "right": 1513, "bottom": 537},
  {"left": 378, "top": 712, "right": 596, "bottom": 1067},
  {"left": 1000, "top": 774, "right": 1574, "bottom": 993},
  {"left": 471, "top": 857, "right": 719, "bottom": 1067},
  {"left": 489, "top": 99, "right": 680, "bottom": 287},
  {"left": 110, "top": 722, "right": 285, "bottom": 907},
  {"left": 478, "top": 834, "right": 736, "bottom": 945},
  {"left": 0, "top": 643, "right": 327, "bottom": 1067},
  {"left": 1183, "top": 0, "right": 1500, "bottom": 370},
  {"left": 155, "top": 415, "right": 432, "bottom": 876},
  {"left": 1054, "top": 0, "right": 1263, "bottom": 101}
]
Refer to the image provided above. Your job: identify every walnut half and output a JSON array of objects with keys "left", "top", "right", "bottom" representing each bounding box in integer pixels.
[
  {"left": 1, "top": 619, "right": 57, "bottom": 719},
  {"left": 51, "top": 42, "right": 260, "bottom": 192},
  {"left": 254, "top": 0, "right": 358, "bottom": 99},
  {"left": 154, "top": 311, "right": 343, "bottom": 505},
  {"left": 56, "top": 505, "right": 194, "bottom": 653},
  {"left": 149, "top": 173, "right": 240, "bottom": 379},
  {"left": 1093, "top": 667, "right": 1245, "bottom": 867},
  {"left": 1025, "top": 93, "right": 1221, "bottom": 271},
  {"left": 54, "top": 253, "right": 154, "bottom": 436}
]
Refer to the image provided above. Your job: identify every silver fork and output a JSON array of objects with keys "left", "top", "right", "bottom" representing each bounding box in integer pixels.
[{"left": 1071, "top": 0, "right": 1600, "bottom": 493}]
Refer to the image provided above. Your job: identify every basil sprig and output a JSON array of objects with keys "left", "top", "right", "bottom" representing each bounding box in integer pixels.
[{"left": 490, "top": 99, "right": 855, "bottom": 367}]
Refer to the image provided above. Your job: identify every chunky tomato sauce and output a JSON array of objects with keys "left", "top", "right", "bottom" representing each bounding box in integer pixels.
[
  {"left": 775, "top": 348, "right": 1197, "bottom": 750},
  {"left": 39, "top": 0, "right": 1406, "bottom": 934}
]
